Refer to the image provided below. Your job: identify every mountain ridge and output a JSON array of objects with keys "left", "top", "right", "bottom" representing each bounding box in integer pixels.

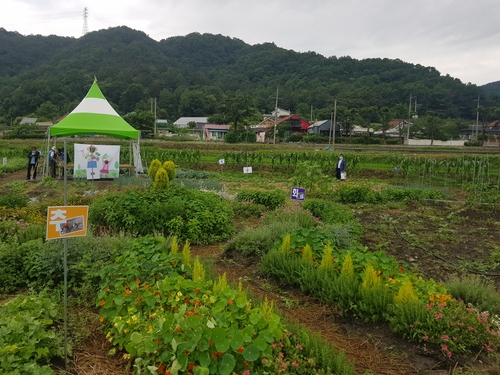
[{"left": 0, "top": 26, "right": 497, "bottom": 123}]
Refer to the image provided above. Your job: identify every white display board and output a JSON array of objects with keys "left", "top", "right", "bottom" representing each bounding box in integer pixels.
[{"left": 73, "top": 144, "right": 120, "bottom": 180}]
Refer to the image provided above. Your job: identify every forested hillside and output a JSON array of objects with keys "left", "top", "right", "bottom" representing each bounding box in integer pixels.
[{"left": 0, "top": 26, "right": 499, "bottom": 126}]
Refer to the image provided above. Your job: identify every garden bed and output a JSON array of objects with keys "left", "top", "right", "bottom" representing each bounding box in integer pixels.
[{"left": 2, "top": 152, "right": 500, "bottom": 374}]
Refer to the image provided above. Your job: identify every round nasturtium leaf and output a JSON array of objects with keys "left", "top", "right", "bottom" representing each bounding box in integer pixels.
[
  {"left": 242, "top": 344, "right": 260, "bottom": 362},
  {"left": 212, "top": 327, "right": 226, "bottom": 342},
  {"left": 230, "top": 332, "right": 244, "bottom": 350},
  {"left": 218, "top": 353, "right": 236, "bottom": 375},
  {"left": 197, "top": 351, "right": 211, "bottom": 368},
  {"left": 215, "top": 338, "right": 230, "bottom": 353},
  {"left": 253, "top": 336, "right": 267, "bottom": 351}
]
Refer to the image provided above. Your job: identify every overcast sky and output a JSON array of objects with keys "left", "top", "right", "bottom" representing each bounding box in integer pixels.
[{"left": 2, "top": 0, "right": 499, "bottom": 86}]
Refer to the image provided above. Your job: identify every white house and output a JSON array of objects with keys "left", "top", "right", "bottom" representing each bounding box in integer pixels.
[{"left": 173, "top": 117, "right": 209, "bottom": 129}]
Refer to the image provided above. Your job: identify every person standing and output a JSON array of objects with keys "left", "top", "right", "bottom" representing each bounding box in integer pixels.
[
  {"left": 49, "top": 146, "right": 58, "bottom": 178},
  {"left": 58, "top": 148, "right": 71, "bottom": 176},
  {"left": 336, "top": 154, "right": 346, "bottom": 181},
  {"left": 27, "top": 146, "right": 40, "bottom": 180}
]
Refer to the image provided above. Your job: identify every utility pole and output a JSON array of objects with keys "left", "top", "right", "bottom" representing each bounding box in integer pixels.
[
  {"left": 333, "top": 100, "right": 337, "bottom": 147},
  {"left": 273, "top": 87, "right": 279, "bottom": 144},
  {"left": 406, "top": 93, "right": 412, "bottom": 144},
  {"left": 82, "top": 7, "right": 89, "bottom": 36},
  {"left": 475, "top": 96, "right": 480, "bottom": 141},
  {"left": 329, "top": 100, "right": 337, "bottom": 146},
  {"left": 154, "top": 97, "right": 157, "bottom": 136}
]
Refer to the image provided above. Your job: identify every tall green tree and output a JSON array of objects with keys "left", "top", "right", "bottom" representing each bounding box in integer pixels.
[
  {"left": 123, "top": 110, "right": 155, "bottom": 134},
  {"left": 413, "top": 112, "right": 447, "bottom": 143},
  {"left": 210, "top": 93, "right": 261, "bottom": 130},
  {"left": 120, "top": 84, "right": 149, "bottom": 114}
]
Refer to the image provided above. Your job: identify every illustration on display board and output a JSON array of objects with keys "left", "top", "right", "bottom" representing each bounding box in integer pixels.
[{"left": 73, "top": 143, "right": 120, "bottom": 179}]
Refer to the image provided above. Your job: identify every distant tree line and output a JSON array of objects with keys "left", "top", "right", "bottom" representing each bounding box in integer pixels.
[{"left": 1, "top": 26, "right": 500, "bottom": 140}]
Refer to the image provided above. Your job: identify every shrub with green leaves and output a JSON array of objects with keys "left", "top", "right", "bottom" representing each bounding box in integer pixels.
[
  {"left": 261, "top": 205, "right": 318, "bottom": 228},
  {"left": 445, "top": 274, "right": 500, "bottom": 315},
  {"left": 0, "top": 157, "right": 27, "bottom": 174},
  {"left": 224, "top": 221, "right": 298, "bottom": 257},
  {"left": 264, "top": 329, "right": 355, "bottom": 374},
  {"left": 292, "top": 161, "right": 329, "bottom": 195},
  {"left": 0, "top": 293, "right": 63, "bottom": 374},
  {"left": 336, "top": 183, "right": 371, "bottom": 203},
  {"left": 0, "top": 235, "right": 132, "bottom": 293},
  {"left": 174, "top": 179, "right": 223, "bottom": 192},
  {"left": 0, "top": 242, "right": 27, "bottom": 293},
  {"left": 175, "top": 169, "right": 210, "bottom": 179},
  {"left": 389, "top": 298, "right": 500, "bottom": 358},
  {"left": 0, "top": 220, "right": 44, "bottom": 244},
  {"left": 0, "top": 192, "right": 29, "bottom": 208},
  {"left": 236, "top": 190, "right": 286, "bottom": 210},
  {"left": 303, "top": 199, "right": 356, "bottom": 225},
  {"left": 89, "top": 184, "right": 234, "bottom": 244},
  {"left": 303, "top": 199, "right": 362, "bottom": 241},
  {"left": 336, "top": 183, "right": 446, "bottom": 204},
  {"left": 230, "top": 201, "right": 267, "bottom": 219}
]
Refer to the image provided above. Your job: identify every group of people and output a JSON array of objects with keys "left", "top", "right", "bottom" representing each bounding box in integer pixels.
[{"left": 26, "top": 146, "right": 70, "bottom": 180}]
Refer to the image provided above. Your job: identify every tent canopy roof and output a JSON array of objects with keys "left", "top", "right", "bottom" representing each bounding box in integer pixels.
[{"left": 49, "top": 79, "right": 140, "bottom": 140}]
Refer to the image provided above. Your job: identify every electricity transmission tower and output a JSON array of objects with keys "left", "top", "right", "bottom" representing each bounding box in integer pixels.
[{"left": 82, "top": 7, "right": 89, "bottom": 36}]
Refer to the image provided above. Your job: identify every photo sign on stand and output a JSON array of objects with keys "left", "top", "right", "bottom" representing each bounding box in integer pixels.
[{"left": 73, "top": 144, "right": 120, "bottom": 180}]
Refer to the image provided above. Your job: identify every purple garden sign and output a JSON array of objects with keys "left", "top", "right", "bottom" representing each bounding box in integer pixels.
[{"left": 291, "top": 187, "right": 306, "bottom": 201}]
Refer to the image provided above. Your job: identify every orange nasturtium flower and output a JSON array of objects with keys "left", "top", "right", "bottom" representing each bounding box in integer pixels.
[{"left": 99, "top": 300, "right": 106, "bottom": 306}]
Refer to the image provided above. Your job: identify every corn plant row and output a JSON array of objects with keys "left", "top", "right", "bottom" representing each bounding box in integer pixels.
[{"left": 0, "top": 157, "right": 27, "bottom": 174}]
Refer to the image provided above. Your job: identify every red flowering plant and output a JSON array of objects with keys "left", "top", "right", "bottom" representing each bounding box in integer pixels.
[
  {"left": 263, "top": 330, "right": 355, "bottom": 374},
  {"left": 390, "top": 296, "right": 500, "bottom": 359}
]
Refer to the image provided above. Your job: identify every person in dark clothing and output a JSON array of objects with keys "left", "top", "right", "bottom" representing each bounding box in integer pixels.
[
  {"left": 335, "top": 154, "right": 346, "bottom": 181},
  {"left": 27, "top": 146, "right": 40, "bottom": 180},
  {"left": 58, "top": 148, "right": 71, "bottom": 176},
  {"left": 49, "top": 146, "right": 58, "bottom": 178}
]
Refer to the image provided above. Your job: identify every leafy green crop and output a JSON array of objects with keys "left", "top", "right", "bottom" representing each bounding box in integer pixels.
[
  {"left": 89, "top": 184, "right": 234, "bottom": 244},
  {"left": 0, "top": 294, "right": 63, "bottom": 374}
]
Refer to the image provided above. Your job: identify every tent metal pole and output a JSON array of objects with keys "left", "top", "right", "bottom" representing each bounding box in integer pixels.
[{"left": 46, "top": 130, "right": 51, "bottom": 177}]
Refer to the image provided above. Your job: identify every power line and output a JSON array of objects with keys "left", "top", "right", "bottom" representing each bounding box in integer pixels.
[{"left": 87, "top": 11, "right": 111, "bottom": 28}]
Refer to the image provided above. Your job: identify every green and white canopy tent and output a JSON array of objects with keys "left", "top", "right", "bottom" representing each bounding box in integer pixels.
[{"left": 47, "top": 78, "right": 143, "bottom": 175}]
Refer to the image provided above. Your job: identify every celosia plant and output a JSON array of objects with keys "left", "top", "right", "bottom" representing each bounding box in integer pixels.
[
  {"left": 301, "top": 244, "right": 313, "bottom": 263},
  {"left": 319, "top": 243, "right": 334, "bottom": 271},
  {"left": 182, "top": 239, "right": 191, "bottom": 268}
]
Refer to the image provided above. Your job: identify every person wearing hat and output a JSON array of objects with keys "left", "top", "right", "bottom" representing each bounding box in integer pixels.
[
  {"left": 26, "top": 146, "right": 40, "bottom": 180},
  {"left": 48, "top": 146, "right": 59, "bottom": 178}
]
